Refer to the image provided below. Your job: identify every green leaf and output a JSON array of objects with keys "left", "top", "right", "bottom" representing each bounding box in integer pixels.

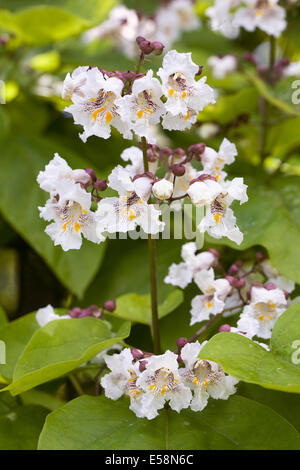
[
  {"left": 38, "top": 395, "right": 300, "bottom": 450},
  {"left": 3, "top": 318, "right": 130, "bottom": 395},
  {"left": 198, "top": 332, "right": 300, "bottom": 393},
  {"left": 208, "top": 175, "right": 300, "bottom": 284},
  {"left": 0, "top": 402, "right": 48, "bottom": 450},
  {"left": 0, "top": 7, "right": 90, "bottom": 46},
  {"left": 111, "top": 290, "right": 184, "bottom": 325},
  {"left": 0, "top": 313, "right": 39, "bottom": 382},
  {"left": 0, "top": 135, "right": 106, "bottom": 298},
  {"left": 271, "top": 302, "right": 300, "bottom": 366}
]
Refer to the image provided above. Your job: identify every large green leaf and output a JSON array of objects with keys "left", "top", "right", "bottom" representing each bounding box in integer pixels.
[
  {"left": 38, "top": 395, "right": 300, "bottom": 450},
  {"left": 111, "top": 290, "right": 183, "bottom": 325},
  {"left": 0, "top": 135, "right": 106, "bottom": 298},
  {"left": 3, "top": 318, "right": 130, "bottom": 395},
  {"left": 208, "top": 175, "right": 300, "bottom": 284},
  {"left": 0, "top": 392, "right": 48, "bottom": 450},
  {"left": 0, "top": 313, "right": 39, "bottom": 382},
  {"left": 0, "top": 7, "right": 90, "bottom": 46},
  {"left": 198, "top": 332, "right": 300, "bottom": 393},
  {"left": 271, "top": 302, "right": 300, "bottom": 365}
]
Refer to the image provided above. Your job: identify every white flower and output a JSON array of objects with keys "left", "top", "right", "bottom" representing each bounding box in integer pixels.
[
  {"left": 116, "top": 70, "right": 165, "bottom": 144},
  {"left": 39, "top": 178, "right": 102, "bottom": 251},
  {"left": 90, "top": 344, "right": 123, "bottom": 365},
  {"left": 187, "top": 179, "right": 222, "bottom": 207},
  {"left": 62, "top": 66, "right": 89, "bottom": 101},
  {"left": 164, "top": 242, "right": 215, "bottom": 289},
  {"left": 158, "top": 50, "right": 215, "bottom": 130},
  {"left": 229, "top": 327, "right": 270, "bottom": 350},
  {"left": 198, "top": 122, "right": 219, "bottom": 140},
  {"left": 101, "top": 348, "right": 144, "bottom": 418},
  {"left": 170, "top": 0, "right": 201, "bottom": 32},
  {"left": 37, "top": 153, "right": 90, "bottom": 193},
  {"left": 96, "top": 166, "right": 164, "bottom": 236},
  {"left": 120, "top": 146, "right": 158, "bottom": 177},
  {"left": 36, "top": 305, "right": 69, "bottom": 327},
  {"left": 208, "top": 55, "right": 237, "bottom": 80},
  {"left": 180, "top": 342, "right": 238, "bottom": 412},
  {"left": 206, "top": 0, "right": 241, "bottom": 39},
  {"left": 136, "top": 350, "right": 192, "bottom": 419},
  {"left": 199, "top": 177, "right": 248, "bottom": 245},
  {"left": 261, "top": 260, "right": 295, "bottom": 293},
  {"left": 233, "top": 0, "right": 287, "bottom": 38},
  {"left": 237, "top": 286, "right": 287, "bottom": 339},
  {"left": 65, "top": 67, "right": 131, "bottom": 142},
  {"left": 152, "top": 179, "right": 173, "bottom": 200},
  {"left": 190, "top": 268, "right": 231, "bottom": 325},
  {"left": 201, "top": 138, "right": 238, "bottom": 182}
]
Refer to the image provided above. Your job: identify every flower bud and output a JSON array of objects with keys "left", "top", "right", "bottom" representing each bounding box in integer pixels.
[
  {"left": 152, "top": 178, "right": 173, "bottom": 200},
  {"left": 177, "top": 354, "right": 184, "bottom": 364},
  {"left": 188, "top": 143, "right": 206, "bottom": 161},
  {"left": 225, "top": 275, "right": 236, "bottom": 286},
  {"left": 136, "top": 36, "right": 145, "bottom": 45},
  {"left": 196, "top": 65, "right": 203, "bottom": 76},
  {"left": 131, "top": 348, "right": 144, "bottom": 360},
  {"left": 218, "top": 324, "right": 231, "bottom": 333},
  {"left": 172, "top": 147, "right": 186, "bottom": 158},
  {"left": 152, "top": 41, "right": 164, "bottom": 56},
  {"left": 170, "top": 164, "right": 185, "bottom": 177},
  {"left": 235, "top": 278, "right": 246, "bottom": 289},
  {"left": 94, "top": 179, "right": 108, "bottom": 191},
  {"left": 103, "top": 300, "right": 116, "bottom": 312},
  {"left": 255, "top": 251, "right": 266, "bottom": 262},
  {"left": 264, "top": 282, "right": 277, "bottom": 290},
  {"left": 176, "top": 337, "right": 189, "bottom": 350},
  {"left": 243, "top": 52, "right": 257, "bottom": 64},
  {"left": 283, "top": 290, "right": 289, "bottom": 300},
  {"left": 85, "top": 168, "right": 97, "bottom": 183},
  {"left": 228, "top": 263, "right": 240, "bottom": 276},
  {"left": 68, "top": 307, "right": 82, "bottom": 318},
  {"left": 139, "top": 40, "right": 154, "bottom": 55},
  {"left": 122, "top": 70, "right": 136, "bottom": 82}
]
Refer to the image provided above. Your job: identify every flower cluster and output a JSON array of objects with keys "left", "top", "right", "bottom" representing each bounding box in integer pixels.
[
  {"left": 82, "top": 1, "right": 200, "bottom": 57},
  {"left": 101, "top": 344, "right": 238, "bottom": 419},
  {"left": 62, "top": 50, "right": 215, "bottom": 143},
  {"left": 206, "top": 0, "right": 287, "bottom": 39},
  {"left": 165, "top": 245, "right": 296, "bottom": 340}
]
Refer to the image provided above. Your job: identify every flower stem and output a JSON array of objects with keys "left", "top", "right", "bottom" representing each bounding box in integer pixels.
[{"left": 141, "top": 136, "right": 161, "bottom": 354}]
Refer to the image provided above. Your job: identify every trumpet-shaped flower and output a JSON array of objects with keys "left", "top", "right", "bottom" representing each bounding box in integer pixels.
[
  {"left": 206, "top": 0, "right": 241, "bottom": 39},
  {"left": 158, "top": 50, "right": 215, "bottom": 130},
  {"left": 116, "top": 70, "right": 165, "bottom": 144},
  {"left": 201, "top": 138, "right": 238, "bottom": 182},
  {"left": 237, "top": 286, "right": 287, "bottom": 339},
  {"left": 233, "top": 0, "right": 287, "bottom": 37},
  {"left": 180, "top": 342, "right": 238, "bottom": 411},
  {"left": 190, "top": 268, "right": 231, "bottom": 325},
  {"left": 208, "top": 55, "right": 237, "bottom": 79},
  {"left": 36, "top": 305, "right": 69, "bottom": 327},
  {"left": 136, "top": 350, "right": 192, "bottom": 419},
  {"left": 62, "top": 66, "right": 89, "bottom": 101},
  {"left": 65, "top": 67, "right": 131, "bottom": 142}
]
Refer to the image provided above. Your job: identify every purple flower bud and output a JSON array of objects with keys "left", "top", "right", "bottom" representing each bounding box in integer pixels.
[
  {"left": 176, "top": 337, "right": 189, "bottom": 350},
  {"left": 196, "top": 65, "right": 203, "bottom": 76},
  {"left": 88, "top": 305, "right": 102, "bottom": 318},
  {"left": 0, "top": 34, "right": 8, "bottom": 45},
  {"left": 85, "top": 168, "right": 97, "bottom": 183},
  {"left": 131, "top": 348, "right": 144, "bottom": 360},
  {"left": 78, "top": 308, "right": 92, "bottom": 318},
  {"left": 243, "top": 52, "right": 257, "bottom": 64},
  {"left": 226, "top": 275, "right": 236, "bottom": 286},
  {"left": 139, "top": 360, "right": 148, "bottom": 372},
  {"left": 208, "top": 248, "right": 220, "bottom": 258},
  {"left": 103, "top": 300, "right": 116, "bottom": 312},
  {"left": 152, "top": 41, "right": 164, "bottom": 56},
  {"left": 161, "top": 147, "right": 173, "bottom": 157},
  {"left": 94, "top": 179, "right": 108, "bottom": 191},
  {"left": 265, "top": 282, "right": 277, "bottom": 291},
  {"left": 122, "top": 70, "right": 136, "bottom": 82},
  {"left": 283, "top": 290, "right": 289, "bottom": 300},
  {"left": 136, "top": 36, "right": 145, "bottom": 45},
  {"left": 170, "top": 164, "right": 186, "bottom": 177},
  {"left": 228, "top": 263, "right": 240, "bottom": 276},
  {"left": 172, "top": 147, "right": 186, "bottom": 158},
  {"left": 235, "top": 278, "right": 246, "bottom": 289},
  {"left": 255, "top": 251, "right": 266, "bottom": 262},
  {"left": 177, "top": 354, "right": 184, "bottom": 364},
  {"left": 188, "top": 143, "right": 206, "bottom": 161},
  {"left": 218, "top": 324, "right": 231, "bottom": 333},
  {"left": 190, "top": 174, "right": 216, "bottom": 184},
  {"left": 139, "top": 40, "right": 155, "bottom": 55},
  {"left": 68, "top": 307, "right": 82, "bottom": 318}
]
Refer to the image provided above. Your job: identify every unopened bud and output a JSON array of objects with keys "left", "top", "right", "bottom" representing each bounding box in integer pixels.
[
  {"left": 170, "top": 164, "right": 185, "bottom": 177},
  {"left": 283, "top": 290, "right": 289, "bottom": 300},
  {"left": 139, "top": 360, "right": 148, "bottom": 372},
  {"left": 94, "top": 179, "right": 108, "bottom": 191},
  {"left": 218, "top": 324, "right": 231, "bottom": 333},
  {"left": 131, "top": 348, "right": 144, "bottom": 360},
  {"left": 136, "top": 36, "right": 145, "bottom": 45},
  {"left": 208, "top": 248, "right": 220, "bottom": 258},
  {"left": 265, "top": 282, "right": 277, "bottom": 290},
  {"left": 172, "top": 147, "right": 186, "bottom": 158},
  {"left": 103, "top": 300, "right": 116, "bottom": 312},
  {"left": 122, "top": 70, "right": 136, "bottom": 82},
  {"left": 243, "top": 52, "right": 257, "bottom": 64},
  {"left": 235, "top": 278, "right": 246, "bottom": 289},
  {"left": 85, "top": 168, "right": 97, "bottom": 183},
  {"left": 152, "top": 41, "right": 164, "bottom": 56},
  {"left": 177, "top": 355, "right": 184, "bottom": 364},
  {"left": 176, "top": 337, "right": 189, "bottom": 350},
  {"left": 139, "top": 40, "right": 154, "bottom": 55},
  {"left": 226, "top": 275, "right": 236, "bottom": 286},
  {"left": 68, "top": 307, "right": 82, "bottom": 318},
  {"left": 196, "top": 65, "right": 203, "bottom": 76},
  {"left": 255, "top": 251, "right": 266, "bottom": 262},
  {"left": 152, "top": 178, "right": 173, "bottom": 200},
  {"left": 188, "top": 143, "right": 206, "bottom": 161},
  {"left": 228, "top": 263, "right": 240, "bottom": 276}
]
